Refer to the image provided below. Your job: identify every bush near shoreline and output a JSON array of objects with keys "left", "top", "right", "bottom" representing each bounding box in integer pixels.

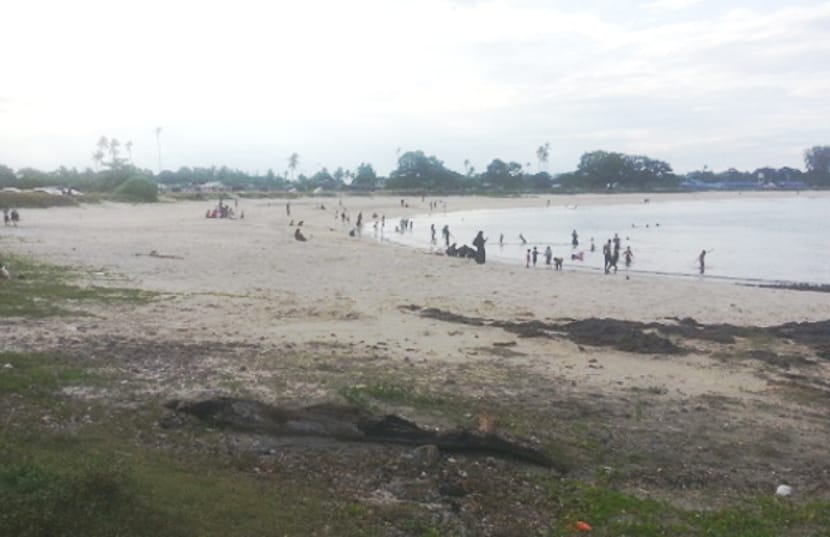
[{"left": 0, "top": 192, "right": 80, "bottom": 209}]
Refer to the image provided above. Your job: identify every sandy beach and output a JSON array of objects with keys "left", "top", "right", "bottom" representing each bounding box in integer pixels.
[{"left": 3, "top": 192, "right": 830, "bottom": 532}]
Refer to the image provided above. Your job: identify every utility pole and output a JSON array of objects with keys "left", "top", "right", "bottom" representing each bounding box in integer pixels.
[{"left": 155, "top": 126, "right": 163, "bottom": 174}]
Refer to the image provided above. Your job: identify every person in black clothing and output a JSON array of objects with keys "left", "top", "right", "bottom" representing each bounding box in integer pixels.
[
  {"left": 602, "top": 239, "right": 611, "bottom": 274},
  {"left": 623, "top": 246, "right": 634, "bottom": 267},
  {"left": 472, "top": 230, "right": 487, "bottom": 264}
]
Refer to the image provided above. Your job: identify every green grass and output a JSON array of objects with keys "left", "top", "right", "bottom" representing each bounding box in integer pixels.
[
  {"left": 0, "top": 427, "right": 428, "bottom": 537},
  {"left": 543, "top": 480, "right": 830, "bottom": 537},
  {"left": 0, "top": 352, "right": 101, "bottom": 398},
  {"left": 2, "top": 388, "right": 829, "bottom": 537},
  {"left": 0, "top": 192, "right": 79, "bottom": 208},
  {"left": 339, "top": 382, "right": 449, "bottom": 411},
  {"left": 0, "top": 254, "right": 155, "bottom": 317}
]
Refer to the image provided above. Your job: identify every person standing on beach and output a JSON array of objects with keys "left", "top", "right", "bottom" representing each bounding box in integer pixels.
[
  {"left": 442, "top": 225, "right": 451, "bottom": 247},
  {"left": 525, "top": 249, "right": 531, "bottom": 268},
  {"left": 286, "top": 202, "right": 291, "bottom": 216},
  {"left": 532, "top": 246, "right": 538, "bottom": 267},
  {"left": 590, "top": 238, "right": 595, "bottom": 252},
  {"left": 571, "top": 230, "right": 579, "bottom": 248},
  {"left": 698, "top": 250, "right": 707, "bottom": 274},
  {"left": 499, "top": 233, "right": 504, "bottom": 247},
  {"left": 544, "top": 245, "right": 553, "bottom": 266},
  {"left": 610, "top": 246, "right": 619, "bottom": 273},
  {"left": 472, "top": 230, "right": 487, "bottom": 264},
  {"left": 430, "top": 224, "right": 436, "bottom": 244},
  {"left": 603, "top": 240, "right": 612, "bottom": 274},
  {"left": 0, "top": 255, "right": 10, "bottom": 280}
]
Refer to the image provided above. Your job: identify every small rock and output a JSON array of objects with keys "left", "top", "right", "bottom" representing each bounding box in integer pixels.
[
  {"left": 776, "top": 484, "right": 792, "bottom": 497},
  {"left": 158, "top": 414, "right": 186, "bottom": 429},
  {"left": 412, "top": 444, "right": 441, "bottom": 467}
]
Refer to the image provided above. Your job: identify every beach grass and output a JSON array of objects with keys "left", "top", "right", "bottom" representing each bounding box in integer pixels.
[
  {"left": 542, "top": 480, "right": 830, "bottom": 537},
  {"left": 0, "top": 192, "right": 80, "bottom": 209},
  {"left": 2, "top": 420, "right": 828, "bottom": 537},
  {"left": 339, "top": 382, "right": 449, "bottom": 411},
  {"left": 0, "top": 352, "right": 103, "bottom": 398},
  {"left": 0, "top": 428, "right": 380, "bottom": 537},
  {"left": 1, "top": 356, "right": 828, "bottom": 537},
  {"left": 0, "top": 254, "right": 156, "bottom": 317}
]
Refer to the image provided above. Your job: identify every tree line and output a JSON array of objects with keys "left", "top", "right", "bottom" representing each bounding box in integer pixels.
[{"left": 1, "top": 141, "right": 828, "bottom": 196}]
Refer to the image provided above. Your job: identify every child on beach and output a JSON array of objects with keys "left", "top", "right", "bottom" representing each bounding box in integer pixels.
[
  {"left": 0, "top": 256, "right": 10, "bottom": 280},
  {"left": 525, "top": 249, "right": 531, "bottom": 268},
  {"left": 624, "top": 246, "right": 634, "bottom": 267}
]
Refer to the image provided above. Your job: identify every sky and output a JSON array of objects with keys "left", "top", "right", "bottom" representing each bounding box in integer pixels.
[{"left": 1, "top": 0, "right": 829, "bottom": 177}]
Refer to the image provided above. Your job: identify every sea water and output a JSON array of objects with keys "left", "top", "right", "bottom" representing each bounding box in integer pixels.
[{"left": 382, "top": 195, "right": 830, "bottom": 285}]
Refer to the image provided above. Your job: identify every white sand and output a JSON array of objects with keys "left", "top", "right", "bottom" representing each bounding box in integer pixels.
[{"left": 3, "top": 192, "right": 830, "bottom": 404}]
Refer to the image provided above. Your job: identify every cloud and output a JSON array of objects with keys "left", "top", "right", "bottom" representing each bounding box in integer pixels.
[
  {"left": 640, "top": 0, "right": 702, "bottom": 10},
  {"left": 1, "top": 0, "right": 829, "bottom": 173}
]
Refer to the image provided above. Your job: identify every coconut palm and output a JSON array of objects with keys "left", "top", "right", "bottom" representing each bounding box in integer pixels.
[
  {"left": 288, "top": 153, "right": 299, "bottom": 181},
  {"left": 536, "top": 142, "right": 551, "bottom": 172},
  {"left": 92, "top": 150, "right": 105, "bottom": 170},
  {"left": 109, "top": 138, "right": 121, "bottom": 165}
]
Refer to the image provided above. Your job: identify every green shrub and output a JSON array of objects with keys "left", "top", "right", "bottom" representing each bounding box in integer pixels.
[
  {"left": 0, "top": 192, "right": 78, "bottom": 209},
  {"left": 113, "top": 177, "right": 158, "bottom": 203}
]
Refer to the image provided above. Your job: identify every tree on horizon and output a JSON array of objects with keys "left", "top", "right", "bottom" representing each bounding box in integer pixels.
[
  {"left": 288, "top": 153, "right": 300, "bottom": 181},
  {"left": 536, "top": 142, "right": 550, "bottom": 172}
]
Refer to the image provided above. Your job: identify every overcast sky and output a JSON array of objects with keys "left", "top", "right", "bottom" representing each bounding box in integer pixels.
[{"left": 2, "top": 0, "right": 829, "bottom": 176}]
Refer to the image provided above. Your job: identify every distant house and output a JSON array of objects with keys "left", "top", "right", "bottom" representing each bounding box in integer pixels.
[
  {"left": 33, "top": 187, "right": 65, "bottom": 196},
  {"left": 775, "top": 181, "right": 808, "bottom": 190},
  {"left": 26, "top": 186, "right": 83, "bottom": 196},
  {"left": 198, "top": 181, "right": 227, "bottom": 192}
]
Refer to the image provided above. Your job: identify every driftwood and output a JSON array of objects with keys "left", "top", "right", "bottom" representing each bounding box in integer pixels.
[
  {"left": 134, "top": 250, "right": 184, "bottom": 260},
  {"left": 166, "top": 397, "right": 557, "bottom": 469}
]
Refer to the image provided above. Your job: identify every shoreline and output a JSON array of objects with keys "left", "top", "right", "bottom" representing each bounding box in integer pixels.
[
  {"left": 3, "top": 192, "right": 829, "bottom": 326},
  {"left": 375, "top": 191, "right": 830, "bottom": 287}
]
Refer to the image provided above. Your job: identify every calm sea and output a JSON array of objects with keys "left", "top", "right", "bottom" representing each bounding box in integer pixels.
[{"left": 381, "top": 195, "right": 830, "bottom": 285}]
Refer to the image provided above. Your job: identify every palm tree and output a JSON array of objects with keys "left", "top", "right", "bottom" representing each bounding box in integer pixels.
[
  {"left": 125, "top": 141, "right": 133, "bottom": 163},
  {"left": 536, "top": 142, "right": 551, "bottom": 172},
  {"left": 288, "top": 153, "right": 299, "bottom": 181},
  {"left": 109, "top": 138, "right": 121, "bottom": 166},
  {"left": 92, "top": 150, "right": 105, "bottom": 170},
  {"left": 97, "top": 136, "right": 109, "bottom": 157},
  {"left": 93, "top": 136, "right": 109, "bottom": 170}
]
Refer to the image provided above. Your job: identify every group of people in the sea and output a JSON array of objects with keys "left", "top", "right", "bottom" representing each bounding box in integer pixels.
[
  {"left": 440, "top": 226, "right": 642, "bottom": 276},
  {"left": 290, "top": 197, "right": 712, "bottom": 277}
]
